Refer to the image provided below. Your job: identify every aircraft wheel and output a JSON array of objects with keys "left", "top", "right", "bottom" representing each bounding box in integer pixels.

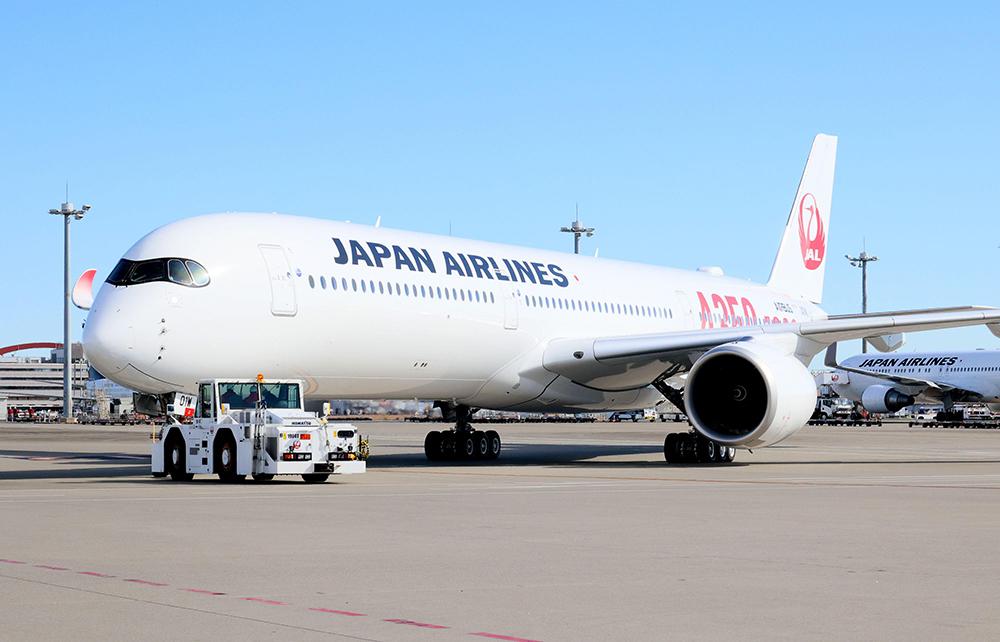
[
  {"left": 722, "top": 447, "right": 736, "bottom": 463},
  {"left": 302, "top": 474, "right": 329, "bottom": 483},
  {"left": 664, "top": 433, "right": 679, "bottom": 463},
  {"left": 424, "top": 431, "right": 442, "bottom": 461},
  {"left": 695, "top": 436, "right": 715, "bottom": 463},
  {"left": 474, "top": 431, "right": 489, "bottom": 459},
  {"left": 485, "top": 430, "right": 502, "bottom": 459},
  {"left": 456, "top": 433, "right": 476, "bottom": 460},
  {"left": 251, "top": 473, "right": 274, "bottom": 482}
]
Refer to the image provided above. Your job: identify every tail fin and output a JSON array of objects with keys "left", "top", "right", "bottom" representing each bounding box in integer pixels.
[{"left": 766, "top": 134, "right": 838, "bottom": 303}]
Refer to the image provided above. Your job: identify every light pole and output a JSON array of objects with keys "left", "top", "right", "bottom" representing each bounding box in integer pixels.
[
  {"left": 49, "top": 199, "right": 91, "bottom": 421},
  {"left": 560, "top": 205, "right": 595, "bottom": 255},
  {"left": 845, "top": 249, "right": 878, "bottom": 353}
]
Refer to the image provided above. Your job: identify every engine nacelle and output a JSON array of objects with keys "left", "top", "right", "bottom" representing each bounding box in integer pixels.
[
  {"left": 684, "top": 341, "right": 817, "bottom": 448},
  {"left": 860, "top": 385, "right": 915, "bottom": 414}
]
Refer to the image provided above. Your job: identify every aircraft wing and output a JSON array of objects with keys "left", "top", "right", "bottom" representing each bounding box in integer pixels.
[{"left": 542, "top": 306, "right": 1000, "bottom": 391}]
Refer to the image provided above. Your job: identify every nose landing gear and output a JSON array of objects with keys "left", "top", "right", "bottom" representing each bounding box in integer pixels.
[{"left": 663, "top": 432, "right": 735, "bottom": 464}]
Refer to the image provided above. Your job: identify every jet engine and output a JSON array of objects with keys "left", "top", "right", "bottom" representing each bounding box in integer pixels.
[
  {"left": 684, "top": 341, "right": 817, "bottom": 448},
  {"left": 860, "top": 385, "right": 915, "bottom": 414}
]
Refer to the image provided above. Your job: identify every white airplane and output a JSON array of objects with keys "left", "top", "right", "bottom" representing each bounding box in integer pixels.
[
  {"left": 77, "top": 134, "right": 1000, "bottom": 464},
  {"left": 826, "top": 345, "right": 1000, "bottom": 413}
]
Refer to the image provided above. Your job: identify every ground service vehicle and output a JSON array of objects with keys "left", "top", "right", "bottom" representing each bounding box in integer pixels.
[{"left": 152, "top": 379, "right": 367, "bottom": 483}]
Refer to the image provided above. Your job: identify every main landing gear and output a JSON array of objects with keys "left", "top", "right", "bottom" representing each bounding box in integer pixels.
[
  {"left": 424, "top": 404, "right": 502, "bottom": 462},
  {"left": 663, "top": 432, "right": 736, "bottom": 464}
]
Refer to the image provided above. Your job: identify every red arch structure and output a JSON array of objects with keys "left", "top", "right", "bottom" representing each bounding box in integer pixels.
[{"left": 0, "top": 342, "right": 62, "bottom": 357}]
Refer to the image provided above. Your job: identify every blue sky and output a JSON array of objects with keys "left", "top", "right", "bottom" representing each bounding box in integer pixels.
[{"left": 1, "top": 2, "right": 998, "bottom": 360}]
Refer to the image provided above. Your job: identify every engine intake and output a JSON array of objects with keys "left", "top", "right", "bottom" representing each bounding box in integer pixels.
[
  {"left": 685, "top": 341, "right": 817, "bottom": 448},
  {"left": 861, "top": 385, "right": 915, "bottom": 414}
]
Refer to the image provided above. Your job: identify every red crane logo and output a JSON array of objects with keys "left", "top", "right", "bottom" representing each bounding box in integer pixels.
[{"left": 797, "top": 192, "right": 825, "bottom": 270}]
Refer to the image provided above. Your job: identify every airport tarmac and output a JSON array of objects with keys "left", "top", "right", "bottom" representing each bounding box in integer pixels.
[{"left": 2, "top": 421, "right": 1000, "bottom": 641}]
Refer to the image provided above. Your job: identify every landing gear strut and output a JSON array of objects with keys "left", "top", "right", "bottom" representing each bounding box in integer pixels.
[
  {"left": 424, "top": 404, "right": 501, "bottom": 462},
  {"left": 663, "top": 432, "right": 735, "bottom": 464}
]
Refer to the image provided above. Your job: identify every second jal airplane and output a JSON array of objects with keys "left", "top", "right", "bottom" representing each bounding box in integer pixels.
[
  {"left": 826, "top": 345, "right": 1000, "bottom": 413},
  {"left": 78, "top": 135, "right": 1000, "bottom": 463}
]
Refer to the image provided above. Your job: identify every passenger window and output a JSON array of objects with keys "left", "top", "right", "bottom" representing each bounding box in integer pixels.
[
  {"left": 320, "top": 276, "right": 327, "bottom": 289},
  {"left": 308, "top": 275, "right": 315, "bottom": 288},
  {"left": 167, "top": 259, "right": 194, "bottom": 286},
  {"left": 332, "top": 277, "right": 337, "bottom": 290}
]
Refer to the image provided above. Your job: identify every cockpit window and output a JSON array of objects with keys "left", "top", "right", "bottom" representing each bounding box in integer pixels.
[
  {"left": 106, "top": 258, "right": 211, "bottom": 288},
  {"left": 130, "top": 260, "right": 166, "bottom": 283},
  {"left": 167, "top": 259, "right": 193, "bottom": 285},
  {"left": 186, "top": 260, "right": 210, "bottom": 286}
]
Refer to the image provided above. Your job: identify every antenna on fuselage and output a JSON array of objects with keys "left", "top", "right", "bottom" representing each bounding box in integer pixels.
[{"left": 374, "top": 215, "right": 381, "bottom": 228}]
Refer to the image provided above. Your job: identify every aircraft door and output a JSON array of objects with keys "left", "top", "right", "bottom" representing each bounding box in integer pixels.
[
  {"left": 503, "top": 287, "right": 520, "bottom": 330},
  {"left": 673, "top": 290, "right": 696, "bottom": 329},
  {"left": 258, "top": 244, "right": 297, "bottom": 317}
]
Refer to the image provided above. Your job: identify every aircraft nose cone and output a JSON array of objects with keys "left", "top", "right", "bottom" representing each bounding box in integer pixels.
[{"left": 82, "top": 306, "right": 130, "bottom": 377}]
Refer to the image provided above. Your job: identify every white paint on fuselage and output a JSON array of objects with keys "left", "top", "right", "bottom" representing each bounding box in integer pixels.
[{"left": 83, "top": 213, "right": 827, "bottom": 412}]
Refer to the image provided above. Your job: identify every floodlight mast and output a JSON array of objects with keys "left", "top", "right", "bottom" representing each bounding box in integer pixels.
[
  {"left": 560, "top": 205, "right": 595, "bottom": 255},
  {"left": 49, "top": 199, "right": 91, "bottom": 421},
  {"left": 845, "top": 248, "right": 878, "bottom": 353}
]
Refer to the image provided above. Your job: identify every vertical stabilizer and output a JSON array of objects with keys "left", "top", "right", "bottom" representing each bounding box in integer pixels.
[{"left": 767, "top": 134, "right": 837, "bottom": 303}]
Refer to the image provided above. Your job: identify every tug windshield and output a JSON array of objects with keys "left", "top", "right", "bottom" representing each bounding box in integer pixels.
[{"left": 216, "top": 382, "right": 301, "bottom": 410}]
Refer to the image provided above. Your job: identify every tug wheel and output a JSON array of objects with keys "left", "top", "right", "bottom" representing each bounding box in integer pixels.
[{"left": 166, "top": 434, "right": 193, "bottom": 481}]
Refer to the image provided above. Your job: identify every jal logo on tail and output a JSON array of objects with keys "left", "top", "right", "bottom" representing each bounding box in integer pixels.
[{"left": 797, "top": 192, "right": 825, "bottom": 270}]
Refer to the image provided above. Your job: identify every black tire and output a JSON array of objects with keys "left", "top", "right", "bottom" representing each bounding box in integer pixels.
[
  {"left": 722, "top": 446, "right": 735, "bottom": 463},
  {"left": 439, "top": 432, "right": 456, "bottom": 459},
  {"left": 215, "top": 433, "right": 241, "bottom": 482},
  {"left": 424, "top": 431, "right": 442, "bottom": 461},
  {"left": 664, "top": 433, "right": 679, "bottom": 463},
  {"left": 695, "top": 436, "right": 715, "bottom": 463},
  {"left": 456, "top": 433, "right": 476, "bottom": 459},
  {"left": 251, "top": 473, "right": 274, "bottom": 482},
  {"left": 152, "top": 471, "right": 167, "bottom": 478},
  {"left": 474, "top": 431, "right": 489, "bottom": 459},
  {"left": 302, "top": 473, "right": 329, "bottom": 483},
  {"left": 166, "top": 436, "right": 193, "bottom": 481},
  {"left": 485, "top": 430, "right": 501, "bottom": 460}
]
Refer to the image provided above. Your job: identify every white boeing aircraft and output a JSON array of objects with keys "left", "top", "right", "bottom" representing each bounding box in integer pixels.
[
  {"left": 826, "top": 345, "right": 1000, "bottom": 413},
  {"left": 78, "top": 135, "right": 1000, "bottom": 464}
]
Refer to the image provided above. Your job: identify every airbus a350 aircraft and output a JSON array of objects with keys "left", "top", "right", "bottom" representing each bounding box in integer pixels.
[
  {"left": 826, "top": 344, "right": 1000, "bottom": 413},
  {"left": 78, "top": 135, "right": 1000, "bottom": 464}
]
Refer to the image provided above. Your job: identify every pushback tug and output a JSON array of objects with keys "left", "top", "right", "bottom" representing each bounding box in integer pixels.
[{"left": 152, "top": 377, "right": 367, "bottom": 483}]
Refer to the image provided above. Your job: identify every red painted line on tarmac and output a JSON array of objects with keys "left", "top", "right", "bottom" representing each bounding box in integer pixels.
[
  {"left": 470, "top": 632, "right": 543, "bottom": 642},
  {"left": 309, "top": 607, "right": 366, "bottom": 617},
  {"left": 0, "top": 559, "right": 26, "bottom": 565},
  {"left": 124, "top": 579, "right": 168, "bottom": 586},
  {"left": 241, "top": 597, "right": 288, "bottom": 606},
  {"left": 34, "top": 564, "right": 68, "bottom": 571},
  {"left": 180, "top": 588, "right": 226, "bottom": 596},
  {"left": 384, "top": 618, "right": 449, "bottom": 630},
  {"left": 77, "top": 571, "right": 115, "bottom": 578}
]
